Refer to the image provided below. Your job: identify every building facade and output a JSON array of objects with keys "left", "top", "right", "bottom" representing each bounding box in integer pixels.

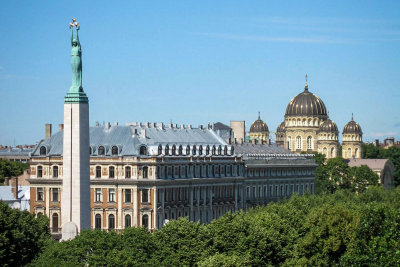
[{"left": 28, "top": 123, "right": 316, "bottom": 235}]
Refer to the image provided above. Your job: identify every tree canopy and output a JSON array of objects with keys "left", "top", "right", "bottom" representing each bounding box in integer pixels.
[
  {"left": 0, "top": 158, "right": 28, "bottom": 184},
  {"left": 30, "top": 187, "right": 400, "bottom": 266}
]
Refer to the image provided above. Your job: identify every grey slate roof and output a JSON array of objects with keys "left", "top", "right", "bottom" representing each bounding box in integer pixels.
[
  {"left": 0, "top": 148, "right": 33, "bottom": 157},
  {"left": 31, "top": 124, "right": 230, "bottom": 157},
  {"left": 233, "top": 143, "right": 294, "bottom": 155}
]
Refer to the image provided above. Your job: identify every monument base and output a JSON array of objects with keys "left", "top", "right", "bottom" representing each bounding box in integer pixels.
[{"left": 61, "top": 221, "right": 78, "bottom": 241}]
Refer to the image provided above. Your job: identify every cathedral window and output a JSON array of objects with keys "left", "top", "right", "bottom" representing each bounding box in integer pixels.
[
  {"left": 296, "top": 136, "right": 302, "bottom": 149},
  {"left": 109, "top": 166, "right": 115, "bottom": 178},
  {"left": 287, "top": 137, "right": 292, "bottom": 150},
  {"left": 330, "top": 148, "right": 335, "bottom": 158},
  {"left": 355, "top": 148, "right": 359, "bottom": 158},
  {"left": 347, "top": 148, "right": 352, "bottom": 158},
  {"left": 140, "top": 146, "right": 147, "bottom": 155},
  {"left": 98, "top": 146, "right": 105, "bottom": 155},
  {"left": 323, "top": 147, "right": 327, "bottom": 157},
  {"left": 307, "top": 136, "right": 313, "bottom": 150},
  {"left": 111, "top": 146, "right": 118, "bottom": 155},
  {"left": 39, "top": 146, "right": 46, "bottom": 155},
  {"left": 95, "top": 214, "right": 102, "bottom": 229}
]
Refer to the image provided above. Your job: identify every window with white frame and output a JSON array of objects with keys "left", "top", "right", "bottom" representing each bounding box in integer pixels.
[
  {"left": 108, "top": 189, "right": 116, "bottom": 202},
  {"left": 95, "top": 188, "right": 102, "bottom": 202}
]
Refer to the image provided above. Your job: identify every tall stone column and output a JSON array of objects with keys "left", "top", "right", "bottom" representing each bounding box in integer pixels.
[{"left": 61, "top": 19, "right": 90, "bottom": 240}]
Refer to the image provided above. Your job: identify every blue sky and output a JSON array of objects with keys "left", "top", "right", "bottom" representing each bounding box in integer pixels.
[{"left": 1, "top": 1, "right": 400, "bottom": 145}]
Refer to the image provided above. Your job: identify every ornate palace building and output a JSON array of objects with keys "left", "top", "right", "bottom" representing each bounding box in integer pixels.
[
  {"left": 271, "top": 76, "right": 363, "bottom": 159},
  {"left": 28, "top": 123, "right": 316, "bottom": 236}
]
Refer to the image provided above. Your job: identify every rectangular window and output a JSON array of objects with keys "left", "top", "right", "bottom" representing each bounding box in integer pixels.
[
  {"left": 252, "top": 186, "right": 256, "bottom": 199},
  {"left": 143, "top": 167, "right": 148, "bottom": 178},
  {"left": 53, "top": 166, "right": 58, "bottom": 178},
  {"left": 125, "top": 189, "right": 131, "bottom": 203},
  {"left": 174, "top": 166, "right": 179, "bottom": 178},
  {"left": 96, "top": 166, "right": 101, "bottom": 178},
  {"left": 109, "top": 167, "right": 115, "bottom": 178},
  {"left": 37, "top": 166, "right": 43, "bottom": 178},
  {"left": 246, "top": 186, "right": 250, "bottom": 199},
  {"left": 52, "top": 188, "right": 59, "bottom": 202},
  {"left": 95, "top": 188, "right": 102, "bottom": 202},
  {"left": 109, "top": 189, "right": 116, "bottom": 202},
  {"left": 142, "top": 189, "right": 149, "bottom": 203},
  {"left": 125, "top": 167, "right": 131, "bottom": 178},
  {"left": 167, "top": 167, "right": 172, "bottom": 178},
  {"left": 263, "top": 185, "right": 267, "bottom": 197},
  {"left": 37, "top": 187, "right": 44, "bottom": 201}
]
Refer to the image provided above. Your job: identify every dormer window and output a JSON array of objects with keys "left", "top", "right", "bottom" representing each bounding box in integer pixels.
[
  {"left": 199, "top": 145, "right": 203, "bottom": 155},
  {"left": 172, "top": 145, "right": 176, "bottom": 155},
  {"left": 111, "top": 146, "right": 118, "bottom": 155},
  {"left": 140, "top": 146, "right": 147, "bottom": 155},
  {"left": 186, "top": 145, "right": 190, "bottom": 155},
  {"left": 165, "top": 145, "right": 169, "bottom": 155},
  {"left": 218, "top": 145, "right": 222, "bottom": 155},
  {"left": 39, "top": 146, "right": 46, "bottom": 156},
  {"left": 206, "top": 145, "right": 210, "bottom": 155},
  {"left": 224, "top": 146, "right": 228, "bottom": 155},
  {"left": 231, "top": 146, "right": 234, "bottom": 155},
  {"left": 178, "top": 145, "right": 183, "bottom": 155},
  {"left": 98, "top": 146, "right": 105, "bottom": 156},
  {"left": 212, "top": 145, "right": 216, "bottom": 155},
  {"left": 158, "top": 145, "right": 162, "bottom": 155},
  {"left": 192, "top": 145, "right": 196, "bottom": 155}
]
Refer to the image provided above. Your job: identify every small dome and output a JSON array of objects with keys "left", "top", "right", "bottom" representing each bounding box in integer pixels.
[
  {"left": 250, "top": 113, "right": 269, "bottom": 133},
  {"left": 277, "top": 121, "right": 285, "bottom": 132},
  {"left": 319, "top": 119, "right": 338, "bottom": 133},
  {"left": 285, "top": 80, "right": 327, "bottom": 117},
  {"left": 343, "top": 115, "right": 362, "bottom": 134}
]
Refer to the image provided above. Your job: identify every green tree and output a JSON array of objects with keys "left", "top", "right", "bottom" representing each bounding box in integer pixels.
[
  {"left": 350, "top": 165, "right": 379, "bottom": 193},
  {"left": 0, "top": 158, "right": 28, "bottom": 184},
  {"left": 0, "top": 201, "right": 51, "bottom": 266}
]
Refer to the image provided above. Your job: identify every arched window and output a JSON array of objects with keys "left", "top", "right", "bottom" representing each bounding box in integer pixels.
[
  {"left": 125, "top": 166, "right": 131, "bottom": 178},
  {"left": 111, "top": 146, "right": 118, "bottom": 155},
  {"left": 40, "top": 146, "right": 46, "bottom": 156},
  {"left": 37, "top": 166, "right": 43, "bottom": 178},
  {"left": 140, "top": 146, "right": 147, "bottom": 155},
  {"left": 287, "top": 136, "right": 292, "bottom": 150},
  {"left": 125, "top": 214, "right": 131, "bottom": 228},
  {"left": 192, "top": 145, "right": 196, "bottom": 156},
  {"left": 323, "top": 147, "right": 327, "bottom": 157},
  {"left": 98, "top": 146, "right": 105, "bottom": 155},
  {"left": 330, "top": 147, "right": 335, "bottom": 158},
  {"left": 296, "top": 136, "right": 302, "bottom": 149},
  {"left": 52, "top": 213, "right": 58, "bottom": 233},
  {"left": 347, "top": 148, "right": 352, "bottom": 158},
  {"left": 307, "top": 136, "right": 313, "bottom": 150},
  {"left": 172, "top": 145, "right": 176, "bottom": 155},
  {"left": 165, "top": 145, "right": 169, "bottom": 155},
  {"left": 206, "top": 146, "right": 210, "bottom": 155},
  {"left": 143, "top": 166, "right": 148, "bottom": 179},
  {"left": 53, "top": 166, "right": 58, "bottom": 178},
  {"left": 108, "top": 214, "right": 115, "bottom": 230},
  {"left": 224, "top": 146, "right": 228, "bottom": 155},
  {"left": 178, "top": 145, "right": 183, "bottom": 155},
  {"left": 95, "top": 214, "right": 102, "bottom": 229},
  {"left": 199, "top": 145, "right": 203, "bottom": 155},
  {"left": 109, "top": 166, "right": 115, "bottom": 178},
  {"left": 142, "top": 214, "right": 149, "bottom": 229},
  {"left": 96, "top": 166, "right": 101, "bottom": 178},
  {"left": 230, "top": 146, "right": 234, "bottom": 155},
  {"left": 158, "top": 145, "right": 162, "bottom": 155},
  {"left": 218, "top": 145, "right": 222, "bottom": 155},
  {"left": 186, "top": 145, "right": 190, "bottom": 155},
  {"left": 212, "top": 146, "right": 216, "bottom": 155},
  {"left": 355, "top": 148, "right": 359, "bottom": 158}
]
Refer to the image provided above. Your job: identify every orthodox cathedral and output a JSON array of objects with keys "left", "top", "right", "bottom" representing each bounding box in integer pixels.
[{"left": 250, "top": 76, "right": 363, "bottom": 159}]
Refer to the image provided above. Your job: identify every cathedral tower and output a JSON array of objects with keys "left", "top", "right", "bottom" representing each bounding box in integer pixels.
[
  {"left": 342, "top": 114, "right": 363, "bottom": 159},
  {"left": 61, "top": 19, "right": 90, "bottom": 240}
]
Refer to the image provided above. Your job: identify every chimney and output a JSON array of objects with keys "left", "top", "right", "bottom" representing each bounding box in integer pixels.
[
  {"left": 59, "top": 124, "right": 64, "bottom": 132},
  {"left": 45, "top": 124, "right": 52, "bottom": 139},
  {"left": 12, "top": 177, "right": 18, "bottom": 199}
]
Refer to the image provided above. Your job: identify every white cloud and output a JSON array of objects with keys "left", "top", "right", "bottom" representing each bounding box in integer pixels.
[{"left": 365, "top": 132, "right": 398, "bottom": 138}]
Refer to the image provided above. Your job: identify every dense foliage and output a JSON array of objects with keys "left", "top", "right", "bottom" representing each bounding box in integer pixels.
[
  {"left": 0, "top": 158, "right": 28, "bottom": 184},
  {"left": 0, "top": 201, "right": 51, "bottom": 266},
  {"left": 363, "top": 143, "right": 400, "bottom": 186},
  {"left": 315, "top": 153, "right": 379, "bottom": 194},
  {"left": 31, "top": 187, "right": 400, "bottom": 266}
]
